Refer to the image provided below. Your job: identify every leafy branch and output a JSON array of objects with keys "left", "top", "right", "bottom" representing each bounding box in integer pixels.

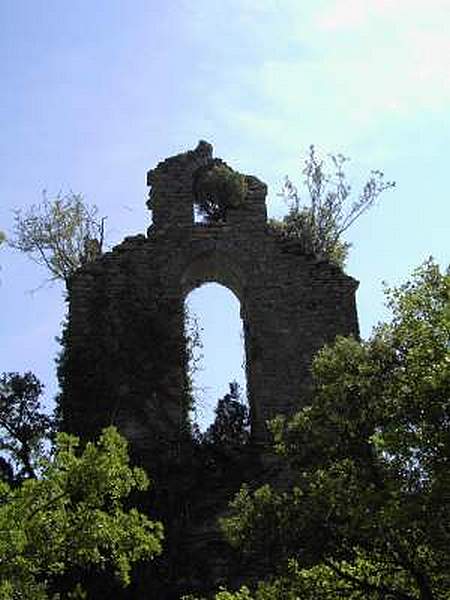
[
  {"left": 8, "top": 191, "right": 105, "bottom": 288},
  {"left": 272, "top": 146, "right": 396, "bottom": 267}
]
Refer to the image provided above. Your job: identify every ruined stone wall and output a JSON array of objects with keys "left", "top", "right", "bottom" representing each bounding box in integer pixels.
[
  {"left": 64, "top": 141, "right": 359, "bottom": 452},
  {"left": 63, "top": 142, "right": 360, "bottom": 597}
]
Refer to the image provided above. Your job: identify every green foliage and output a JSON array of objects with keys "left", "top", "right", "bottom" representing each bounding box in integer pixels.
[
  {"left": 0, "top": 372, "right": 52, "bottom": 480},
  {"left": 269, "top": 209, "right": 349, "bottom": 267},
  {"left": 191, "top": 556, "right": 421, "bottom": 600},
  {"left": 194, "top": 163, "right": 247, "bottom": 223},
  {"left": 185, "top": 305, "right": 204, "bottom": 417},
  {"left": 9, "top": 191, "right": 104, "bottom": 288},
  {"left": 221, "top": 260, "right": 450, "bottom": 600},
  {"left": 0, "top": 426, "right": 163, "bottom": 599},
  {"left": 270, "top": 146, "right": 395, "bottom": 267},
  {"left": 182, "top": 586, "right": 253, "bottom": 600}
]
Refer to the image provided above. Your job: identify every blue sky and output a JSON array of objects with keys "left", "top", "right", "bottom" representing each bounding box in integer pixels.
[{"left": 1, "top": 0, "right": 449, "bottom": 426}]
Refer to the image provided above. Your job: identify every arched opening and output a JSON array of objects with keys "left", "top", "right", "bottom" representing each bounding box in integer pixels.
[{"left": 185, "top": 283, "right": 248, "bottom": 435}]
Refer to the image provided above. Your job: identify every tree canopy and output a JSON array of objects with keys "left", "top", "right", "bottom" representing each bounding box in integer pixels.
[
  {"left": 210, "top": 260, "right": 450, "bottom": 600},
  {"left": 201, "top": 382, "right": 250, "bottom": 449},
  {"left": 0, "top": 372, "right": 52, "bottom": 481},
  {"left": 0, "top": 426, "right": 163, "bottom": 600}
]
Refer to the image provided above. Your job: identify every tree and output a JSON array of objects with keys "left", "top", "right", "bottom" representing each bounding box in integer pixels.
[
  {"left": 0, "top": 426, "right": 163, "bottom": 599},
  {"left": 270, "top": 146, "right": 395, "bottom": 267},
  {"left": 8, "top": 191, "right": 105, "bottom": 288},
  {"left": 0, "top": 372, "right": 52, "bottom": 481},
  {"left": 202, "top": 382, "right": 250, "bottom": 448},
  {"left": 218, "top": 260, "right": 450, "bottom": 600}
]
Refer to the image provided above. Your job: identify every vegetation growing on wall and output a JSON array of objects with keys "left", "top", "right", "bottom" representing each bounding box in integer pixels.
[
  {"left": 193, "top": 162, "right": 247, "bottom": 223},
  {"left": 6, "top": 144, "right": 448, "bottom": 599},
  {"left": 8, "top": 191, "right": 105, "bottom": 288},
  {"left": 269, "top": 146, "right": 395, "bottom": 268}
]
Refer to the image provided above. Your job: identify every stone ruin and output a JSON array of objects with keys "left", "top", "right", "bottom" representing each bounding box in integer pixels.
[
  {"left": 64, "top": 140, "right": 359, "bottom": 451},
  {"left": 62, "top": 141, "right": 360, "bottom": 597}
]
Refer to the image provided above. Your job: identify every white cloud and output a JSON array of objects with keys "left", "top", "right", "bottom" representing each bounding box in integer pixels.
[
  {"left": 316, "top": 0, "right": 450, "bottom": 32},
  {"left": 180, "top": 0, "right": 450, "bottom": 162},
  {"left": 316, "top": 0, "right": 380, "bottom": 31},
  {"left": 253, "top": 1, "right": 450, "bottom": 131}
]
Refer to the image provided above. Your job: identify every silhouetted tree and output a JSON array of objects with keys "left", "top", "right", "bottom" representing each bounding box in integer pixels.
[
  {"left": 0, "top": 372, "right": 52, "bottom": 480},
  {"left": 203, "top": 382, "right": 250, "bottom": 448}
]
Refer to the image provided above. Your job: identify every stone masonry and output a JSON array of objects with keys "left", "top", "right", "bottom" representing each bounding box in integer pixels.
[{"left": 65, "top": 141, "right": 359, "bottom": 452}]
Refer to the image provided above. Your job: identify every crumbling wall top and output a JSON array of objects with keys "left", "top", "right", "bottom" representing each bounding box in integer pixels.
[
  {"left": 146, "top": 140, "right": 213, "bottom": 187},
  {"left": 146, "top": 141, "right": 268, "bottom": 230}
]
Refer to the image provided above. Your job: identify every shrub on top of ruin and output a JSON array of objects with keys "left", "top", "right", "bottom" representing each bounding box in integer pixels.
[
  {"left": 270, "top": 145, "right": 396, "bottom": 268},
  {"left": 8, "top": 191, "right": 105, "bottom": 289},
  {"left": 194, "top": 162, "right": 247, "bottom": 223}
]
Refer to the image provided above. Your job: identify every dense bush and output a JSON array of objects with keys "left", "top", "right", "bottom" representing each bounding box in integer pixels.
[{"left": 194, "top": 163, "right": 247, "bottom": 223}]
